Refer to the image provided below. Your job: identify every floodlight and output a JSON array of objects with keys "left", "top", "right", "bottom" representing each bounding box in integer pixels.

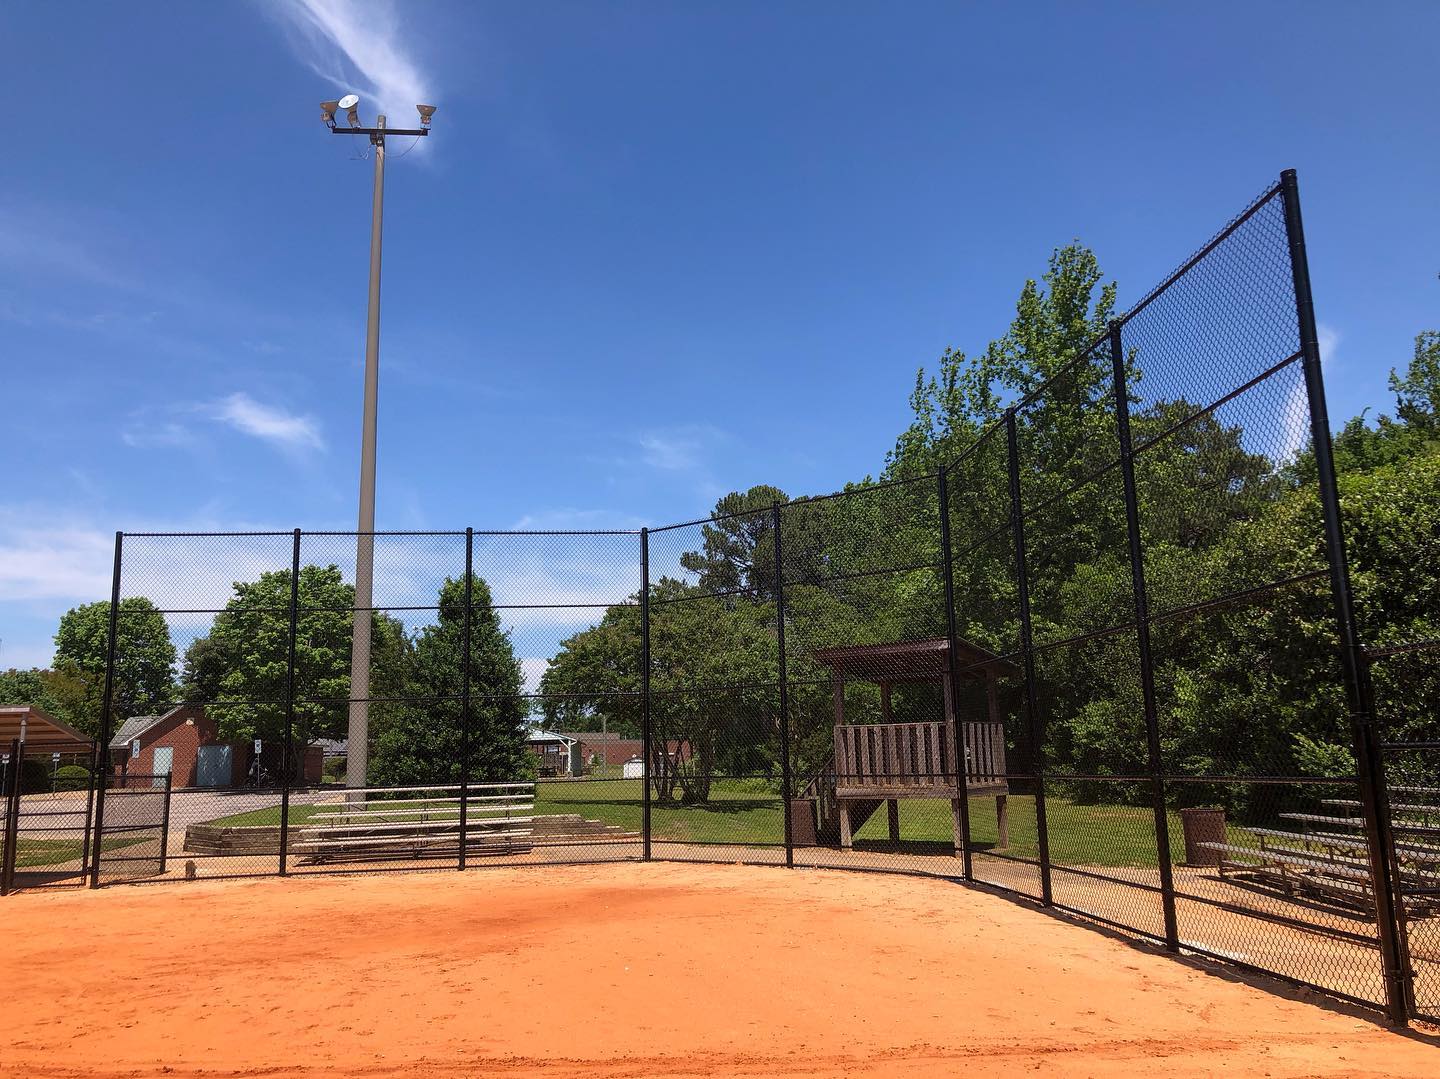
[
  {"left": 320, "top": 100, "right": 340, "bottom": 125},
  {"left": 338, "top": 93, "right": 361, "bottom": 128},
  {"left": 416, "top": 104, "right": 436, "bottom": 126}
]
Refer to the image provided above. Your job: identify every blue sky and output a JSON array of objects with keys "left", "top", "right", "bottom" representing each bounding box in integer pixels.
[{"left": 2, "top": 1, "right": 1437, "bottom": 677}]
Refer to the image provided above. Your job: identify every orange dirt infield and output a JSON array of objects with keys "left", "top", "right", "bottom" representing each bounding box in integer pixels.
[{"left": 4, "top": 863, "right": 1437, "bottom": 1078}]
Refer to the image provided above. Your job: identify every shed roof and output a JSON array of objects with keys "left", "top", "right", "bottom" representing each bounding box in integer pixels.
[
  {"left": 0, "top": 705, "right": 94, "bottom": 750},
  {"left": 812, "top": 636, "right": 1016, "bottom": 684},
  {"left": 525, "top": 729, "right": 578, "bottom": 747},
  {"left": 109, "top": 712, "right": 168, "bottom": 749},
  {"left": 559, "top": 731, "right": 637, "bottom": 745}
]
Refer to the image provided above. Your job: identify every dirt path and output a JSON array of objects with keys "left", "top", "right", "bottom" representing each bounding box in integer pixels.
[{"left": 2, "top": 863, "right": 1435, "bottom": 1077}]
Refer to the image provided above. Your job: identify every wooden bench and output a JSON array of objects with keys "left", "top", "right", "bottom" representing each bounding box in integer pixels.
[{"left": 289, "top": 782, "right": 535, "bottom": 863}]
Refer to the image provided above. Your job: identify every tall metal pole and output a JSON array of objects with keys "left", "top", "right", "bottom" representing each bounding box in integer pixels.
[
  {"left": 1108, "top": 322, "right": 1180, "bottom": 951},
  {"left": 1000, "top": 422, "right": 1054, "bottom": 905},
  {"left": 458, "top": 529, "right": 474, "bottom": 871},
  {"left": 89, "top": 531, "right": 123, "bottom": 888},
  {"left": 937, "top": 465, "right": 975, "bottom": 882},
  {"left": 1280, "top": 168, "right": 1410, "bottom": 1022},
  {"left": 279, "top": 529, "right": 301, "bottom": 876},
  {"left": 772, "top": 503, "right": 794, "bottom": 868},
  {"left": 640, "top": 528, "right": 652, "bottom": 861},
  {"left": 346, "top": 116, "right": 386, "bottom": 790}
]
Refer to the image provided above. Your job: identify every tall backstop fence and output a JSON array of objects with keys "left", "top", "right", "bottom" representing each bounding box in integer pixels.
[{"left": 29, "top": 170, "right": 1433, "bottom": 1024}]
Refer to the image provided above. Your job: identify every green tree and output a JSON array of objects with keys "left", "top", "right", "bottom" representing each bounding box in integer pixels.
[
  {"left": 1391, "top": 329, "right": 1439, "bottom": 434},
  {"left": 54, "top": 597, "right": 176, "bottom": 735},
  {"left": 193, "top": 565, "right": 410, "bottom": 767},
  {"left": 0, "top": 666, "right": 91, "bottom": 733},
  {"left": 370, "top": 575, "right": 531, "bottom": 786}
]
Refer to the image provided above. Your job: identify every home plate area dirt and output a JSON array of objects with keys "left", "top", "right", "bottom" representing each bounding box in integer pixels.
[{"left": 3, "top": 863, "right": 1437, "bottom": 1077}]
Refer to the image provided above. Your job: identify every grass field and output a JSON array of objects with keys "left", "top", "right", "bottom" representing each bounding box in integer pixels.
[
  {"left": 198, "top": 779, "right": 1248, "bottom": 868},
  {"left": 11, "top": 835, "right": 141, "bottom": 868}
]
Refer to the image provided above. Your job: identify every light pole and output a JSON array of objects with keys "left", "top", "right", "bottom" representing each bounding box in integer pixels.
[{"left": 320, "top": 95, "right": 435, "bottom": 790}]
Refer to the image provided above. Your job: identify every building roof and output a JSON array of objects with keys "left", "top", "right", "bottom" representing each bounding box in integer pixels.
[
  {"left": 812, "top": 636, "right": 1017, "bottom": 683},
  {"left": 109, "top": 713, "right": 168, "bottom": 749},
  {"left": 525, "top": 728, "right": 578, "bottom": 747},
  {"left": 558, "top": 731, "right": 637, "bottom": 744},
  {"left": 0, "top": 705, "right": 93, "bottom": 750}
]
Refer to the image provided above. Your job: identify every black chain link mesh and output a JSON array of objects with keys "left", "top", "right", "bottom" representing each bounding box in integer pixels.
[{"left": 65, "top": 175, "right": 1428, "bottom": 1021}]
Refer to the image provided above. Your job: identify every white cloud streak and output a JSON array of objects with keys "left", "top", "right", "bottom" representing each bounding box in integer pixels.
[
  {"left": 1277, "top": 322, "right": 1340, "bottom": 461},
  {"left": 275, "top": 0, "right": 431, "bottom": 121},
  {"left": 209, "top": 393, "right": 325, "bottom": 451},
  {"left": 637, "top": 424, "right": 725, "bottom": 472}
]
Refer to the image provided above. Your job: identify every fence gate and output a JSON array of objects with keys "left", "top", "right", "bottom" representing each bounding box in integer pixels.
[
  {"left": 93, "top": 773, "right": 173, "bottom": 886},
  {"left": 0, "top": 739, "right": 98, "bottom": 894}
]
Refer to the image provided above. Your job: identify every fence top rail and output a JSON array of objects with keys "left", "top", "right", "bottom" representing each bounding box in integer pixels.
[
  {"left": 121, "top": 529, "right": 641, "bottom": 538},
  {"left": 1115, "top": 178, "right": 1284, "bottom": 329}
]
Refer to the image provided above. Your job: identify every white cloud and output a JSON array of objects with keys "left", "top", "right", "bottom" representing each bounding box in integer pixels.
[
  {"left": 518, "top": 657, "right": 549, "bottom": 695},
  {"left": 1317, "top": 323, "right": 1341, "bottom": 367},
  {"left": 121, "top": 421, "right": 195, "bottom": 449},
  {"left": 1276, "top": 323, "right": 1340, "bottom": 461},
  {"left": 275, "top": 0, "right": 430, "bottom": 121},
  {"left": 0, "top": 517, "right": 114, "bottom": 603},
  {"left": 637, "top": 424, "right": 725, "bottom": 472},
  {"left": 210, "top": 392, "right": 324, "bottom": 451},
  {"left": 511, "top": 508, "right": 646, "bottom": 531}
]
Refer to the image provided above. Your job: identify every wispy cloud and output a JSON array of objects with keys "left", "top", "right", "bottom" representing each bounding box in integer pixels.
[
  {"left": 518, "top": 657, "right": 549, "bottom": 695},
  {"left": 121, "top": 421, "right": 195, "bottom": 450},
  {"left": 1277, "top": 323, "right": 1340, "bottom": 461},
  {"left": 274, "top": 0, "right": 431, "bottom": 121},
  {"left": 209, "top": 393, "right": 325, "bottom": 451},
  {"left": 637, "top": 424, "right": 726, "bottom": 472},
  {"left": 0, "top": 516, "right": 114, "bottom": 604},
  {"left": 511, "top": 508, "right": 647, "bottom": 531}
]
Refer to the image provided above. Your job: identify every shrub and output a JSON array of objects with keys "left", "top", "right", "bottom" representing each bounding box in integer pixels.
[{"left": 53, "top": 764, "right": 92, "bottom": 792}]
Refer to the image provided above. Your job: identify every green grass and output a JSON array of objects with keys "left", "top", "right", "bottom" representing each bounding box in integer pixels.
[
  {"left": 196, "top": 782, "right": 1248, "bottom": 868},
  {"left": 12, "top": 836, "right": 142, "bottom": 868}
]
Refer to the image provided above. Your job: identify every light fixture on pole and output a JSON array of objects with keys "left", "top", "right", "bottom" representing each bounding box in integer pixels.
[{"left": 318, "top": 94, "right": 434, "bottom": 791}]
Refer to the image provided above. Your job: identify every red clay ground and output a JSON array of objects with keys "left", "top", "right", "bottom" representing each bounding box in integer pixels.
[{"left": 4, "top": 863, "right": 1437, "bottom": 1078}]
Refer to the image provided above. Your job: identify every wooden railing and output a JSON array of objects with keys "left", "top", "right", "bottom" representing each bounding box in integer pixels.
[
  {"left": 800, "top": 760, "right": 838, "bottom": 832},
  {"left": 834, "top": 720, "right": 1006, "bottom": 791}
]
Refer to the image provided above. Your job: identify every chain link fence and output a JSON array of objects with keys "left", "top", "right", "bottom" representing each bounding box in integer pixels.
[{"left": 24, "top": 169, "right": 1428, "bottom": 1024}]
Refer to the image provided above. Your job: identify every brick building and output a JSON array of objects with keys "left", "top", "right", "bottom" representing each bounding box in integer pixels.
[{"left": 109, "top": 704, "right": 248, "bottom": 788}]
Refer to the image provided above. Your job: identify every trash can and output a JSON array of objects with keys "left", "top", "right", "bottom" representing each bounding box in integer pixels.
[
  {"left": 1179, "top": 806, "right": 1227, "bottom": 867},
  {"left": 789, "top": 799, "right": 818, "bottom": 847}
]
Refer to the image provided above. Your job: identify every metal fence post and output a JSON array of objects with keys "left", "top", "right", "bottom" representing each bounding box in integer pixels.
[
  {"left": 1003, "top": 415, "right": 1053, "bottom": 905},
  {"left": 89, "top": 531, "right": 123, "bottom": 888},
  {"left": 459, "top": 528, "right": 474, "bottom": 871},
  {"left": 937, "top": 465, "right": 975, "bottom": 881},
  {"left": 1281, "top": 168, "right": 1410, "bottom": 1022},
  {"left": 279, "top": 528, "right": 301, "bottom": 876},
  {"left": 1108, "top": 322, "right": 1180, "bottom": 951},
  {"left": 1, "top": 739, "right": 21, "bottom": 895},
  {"left": 80, "top": 742, "right": 98, "bottom": 881},
  {"left": 640, "top": 528, "right": 652, "bottom": 861},
  {"left": 157, "top": 772, "right": 172, "bottom": 876},
  {"left": 772, "top": 502, "right": 794, "bottom": 868}
]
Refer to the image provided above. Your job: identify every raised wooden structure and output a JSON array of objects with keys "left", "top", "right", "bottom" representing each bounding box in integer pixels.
[{"left": 811, "top": 638, "right": 1013, "bottom": 856}]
